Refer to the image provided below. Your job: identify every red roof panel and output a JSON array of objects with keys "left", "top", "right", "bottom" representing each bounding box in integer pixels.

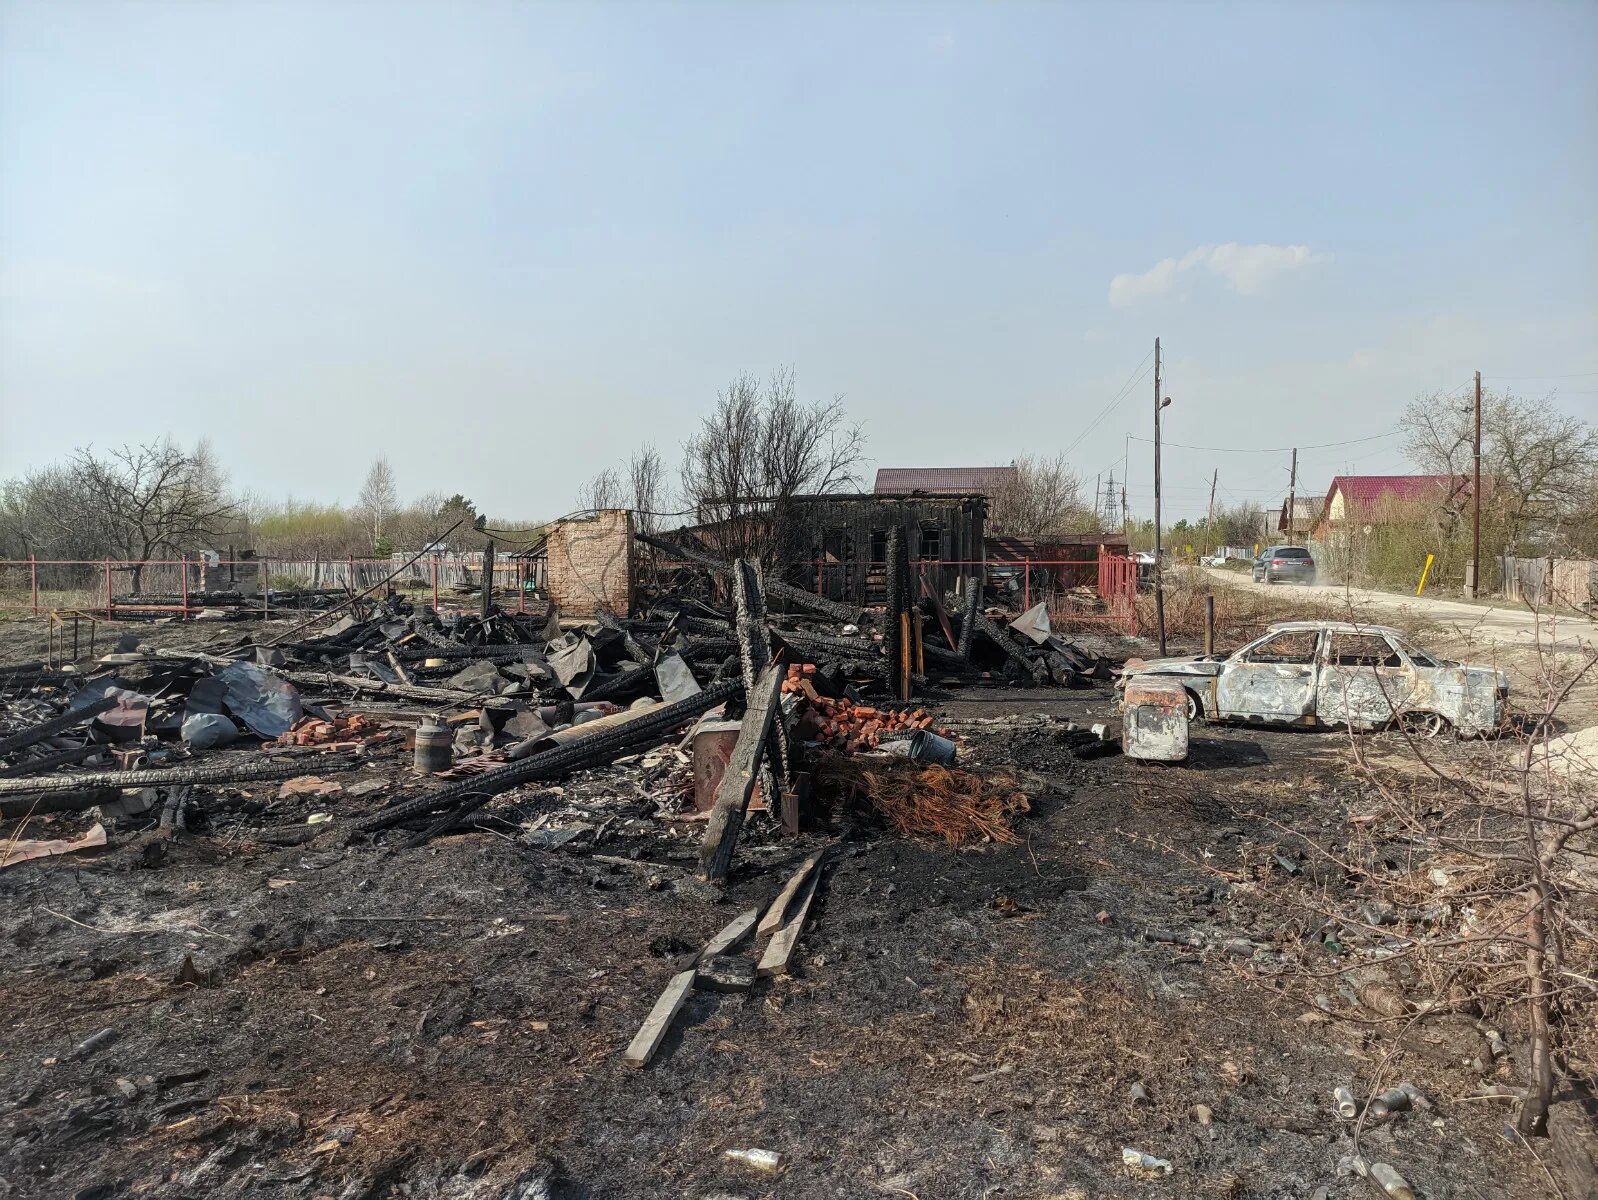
[{"left": 874, "top": 466, "right": 1017, "bottom": 494}]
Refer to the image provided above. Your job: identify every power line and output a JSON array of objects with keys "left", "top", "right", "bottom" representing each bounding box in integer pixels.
[
  {"left": 1484, "top": 370, "right": 1598, "bottom": 379},
  {"left": 1058, "top": 349, "right": 1156, "bottom": 461},
  {"left": 1127, "top": 430, "right": 1396, "bottom": 454}
]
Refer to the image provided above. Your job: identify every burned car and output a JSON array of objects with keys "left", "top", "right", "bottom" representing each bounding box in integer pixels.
[{"left": 1117, "top": 620, "right": 1509, "bottom": 736}]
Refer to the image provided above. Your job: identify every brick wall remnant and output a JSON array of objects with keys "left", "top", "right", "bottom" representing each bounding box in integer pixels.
[{"left": 547, "top": 510, "right": 634, "bottom": 617}]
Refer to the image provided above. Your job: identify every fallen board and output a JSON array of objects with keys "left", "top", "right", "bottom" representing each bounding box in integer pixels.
[
  {"left": 757, "top": 849, "right": 826, "bottom": 936},
  {"left": 697, "top": 907, "right": 760, "bottom": 963},
  {"left": 623, "top": 968, "right": 696, "bottom": 1068},
  {"left": 697, "top": 662, "right": 785, "bottom": 881},
  {"left": 757, "top": 865, "right": 823, "bottom": 978}
]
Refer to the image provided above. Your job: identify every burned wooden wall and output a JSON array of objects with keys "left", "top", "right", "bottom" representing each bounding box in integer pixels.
[{"left": 777, "top": 493, "right": 985, "bottom": 604}]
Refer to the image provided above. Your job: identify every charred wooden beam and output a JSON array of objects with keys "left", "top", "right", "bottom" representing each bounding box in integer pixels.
[
  {"left": 697, "top": 662, "right": 784, "bottom": 883},
  {"left": 0, "top": 696, "right": 119, "bottom": 759},
  {"left": 359, "top": 678, "right": 742, "bottom": 837},
  {"left": 0, "top": 754, "right": 360, "bottom": 797},
  {"left": 635, "top": 533, "right": 863, "bottom": 624}
]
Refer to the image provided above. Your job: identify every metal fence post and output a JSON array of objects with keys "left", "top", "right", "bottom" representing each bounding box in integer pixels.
[
  {"left": 431, "top": 556, "right": 439, "bottom": 612},
  {"left": 104, "top": 559, "right": 113, "bottom": 619},
  {"left": 181, "top": 555, "right": 190, "bottom": 620},
  {"left": 1023, "top": 560, "right": 1030, "bottom": 612},
  {"left": 30, "top": 554, "right": 38, "bottom": 616}
]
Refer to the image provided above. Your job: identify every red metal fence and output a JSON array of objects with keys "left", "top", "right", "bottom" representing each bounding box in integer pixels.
[
  {"left": 802, "top": 555, "right": 1138, "bottom": 636},
  {"left": 0, "top": 557, "right": 543, "bottom": 620},
  {"left": 2, "top": 553, "right": 1139, "bottom": 636}
]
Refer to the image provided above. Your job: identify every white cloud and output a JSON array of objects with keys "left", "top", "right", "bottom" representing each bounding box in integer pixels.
[{"left": 1108, "top": 243, "right": 1330, "bottom": 308}]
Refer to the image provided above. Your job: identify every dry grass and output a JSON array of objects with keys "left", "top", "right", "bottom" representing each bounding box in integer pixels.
[{"left": 1139, "top": 568, "right": 1438, "bottom": 645}]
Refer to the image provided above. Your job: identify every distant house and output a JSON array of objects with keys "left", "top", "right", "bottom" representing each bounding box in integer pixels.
[
  {"left": 1312, "top": 475, "right": 1477, "bottom": 540},
  {"left": 1277, "top": 497, "right": 1325, "bottom": 540}
]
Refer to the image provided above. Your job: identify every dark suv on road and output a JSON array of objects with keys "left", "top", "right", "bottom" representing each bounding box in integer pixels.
[{"left": 1253, "top": 545, "right": 1317, "bottom": 585}]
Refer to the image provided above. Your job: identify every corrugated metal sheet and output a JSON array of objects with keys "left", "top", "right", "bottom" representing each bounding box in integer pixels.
[{"left": 873, "top": 466, "right": 1017, "bottom": 494}]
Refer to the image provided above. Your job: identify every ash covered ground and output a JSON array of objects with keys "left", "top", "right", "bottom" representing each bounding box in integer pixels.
[{"left": 0, "top": 618, "right": 1571, "bottom": 1199}]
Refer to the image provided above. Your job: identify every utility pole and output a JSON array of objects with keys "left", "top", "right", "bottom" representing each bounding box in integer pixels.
[
  {"left": 1153, "top": 337, "right": 1167, "bottom": 655},
  {"left": 1203, "top": 468, "right": 1218, "bottom": 558},
  {"left": 1285, "top": 447, "right": 1298, "bottom": 547},
  {"left": 1471, "top": 369, "right": 1482, "bottom": 598}
]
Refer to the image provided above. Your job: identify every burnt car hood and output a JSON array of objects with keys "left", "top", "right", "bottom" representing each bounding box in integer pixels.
[{"left": 1118, "top": 656, "right": 1225, "bottom": 680}]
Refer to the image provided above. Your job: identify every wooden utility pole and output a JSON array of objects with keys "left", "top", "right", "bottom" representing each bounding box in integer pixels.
[
  {"left": 1285, "top": 448, "right": 1298, "bottom": 546},
  {"left": 1203, "top": 468, "right": 1218, "bottom": 558},
  {"left": 1153, "top": 337, "right": 1167, "bottom": 655},
  {"left": 1471, "top": 369, "right": 1482, "bottom": 598}
]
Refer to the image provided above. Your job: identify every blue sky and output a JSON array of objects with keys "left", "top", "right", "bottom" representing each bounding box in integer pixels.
[{"left": 2, "top": 0, "right": 1595, "bottom": 523}]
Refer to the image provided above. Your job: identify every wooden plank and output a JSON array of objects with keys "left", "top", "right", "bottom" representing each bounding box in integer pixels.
[
  {"left": 757, "top": 849, "right": 826, "bottom": 936},
  {"left": 623, "top": 968, "right": 696, "bottom": 1068},
  {"left": 697, "top": 663, "right": 785, "bottom": 882},
  {"left": 757, "top": 865, "right": 822, "bottom": 978},
  {"left": 697, "top": 907, "right": 760, "bottom": 963}
]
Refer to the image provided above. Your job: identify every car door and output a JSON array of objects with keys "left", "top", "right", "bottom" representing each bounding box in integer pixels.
[
  {"left": 1215, "top": 629, "right": 1323, "bottom": 723},
  {"left": 1315, "top": 632, "right": 1417, "bottom": 729}
]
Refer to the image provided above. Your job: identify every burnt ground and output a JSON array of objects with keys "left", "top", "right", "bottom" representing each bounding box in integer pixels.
[{"left": 0, "top": 617, "right": 1573, "bottom": 1199}]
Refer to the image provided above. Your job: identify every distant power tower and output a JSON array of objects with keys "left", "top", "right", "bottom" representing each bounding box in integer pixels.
[{"left": 1101, "top": 472, "right": 1120, "bottom": 528}]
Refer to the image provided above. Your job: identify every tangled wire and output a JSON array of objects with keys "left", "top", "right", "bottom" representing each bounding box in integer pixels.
[{"left": 818, "top": 756, "right": 1031, "bottom": 846}]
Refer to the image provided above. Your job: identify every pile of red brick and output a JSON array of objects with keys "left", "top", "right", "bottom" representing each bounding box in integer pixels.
[
  {"left": 274, "top": 713, "right": 394, "bottom": 750},
  {"left": 782, "top": 663, "right": 949, "bottom": 752}
]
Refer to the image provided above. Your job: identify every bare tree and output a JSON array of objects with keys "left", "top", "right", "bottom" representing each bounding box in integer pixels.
[
  {"left": 356, "top": 455, "right": 398, "bottom": 550},
  {"left": 40, "top": 442, "right": 239, "bottom": 592},
  {"left": 627, "top": 445, "right": 667, "bottom": 535},
  {"left": 579, "top": 468, "right": 624, "bottom": 513},
  {"left": 680, "top": 367, "right": 864, "bottom": 561},
  {"left": 1401, "top": 389, "right": 1598, "bottom": 551},
  {"left": 987, "top": 454, "right": 1099, "bottom": 539}
]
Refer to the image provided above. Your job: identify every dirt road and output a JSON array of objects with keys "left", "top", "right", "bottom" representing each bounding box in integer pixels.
[{"left": 1203, "top": 567, "right": 1598, "bottom": 653}]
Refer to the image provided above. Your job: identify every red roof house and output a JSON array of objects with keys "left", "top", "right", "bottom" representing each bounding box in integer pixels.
[{"left": 1314, "top": 475, "right": 1478, "bottom": 538}]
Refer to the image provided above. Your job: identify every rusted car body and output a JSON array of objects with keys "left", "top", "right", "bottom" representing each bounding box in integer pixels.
[{"left": 1117, "top": 621, "right": 1509, "bottom": 736}]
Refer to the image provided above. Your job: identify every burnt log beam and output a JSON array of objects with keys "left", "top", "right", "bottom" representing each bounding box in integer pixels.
[
  {"left": 0, "top": 696, "right": 119, "bottom": 759},
  {"left": 958, "top": 575, "right": 981, "bottom": 661},
  {"left": 0, "top": 754, "right": 360, "bottom": 798},
  {"left": 281, "top": 671, "right": 483, "bottom": 705},
  {"left": 0, "top": 742, "right": 109, "bottom": 779},
  {"left": 367, "top": 678, "right": 743, "bottom": 842},
  {"left": 635, "top": 533, "right": 864, "bottom": 625},
  {"left": 972, "top": 612, "right": 1051, "bottom": 683}
]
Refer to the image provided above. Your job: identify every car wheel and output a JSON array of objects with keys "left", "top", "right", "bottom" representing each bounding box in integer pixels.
[
  {"left": 1184, "top": 690, "right": 1202, "bottom": 720},
  {"left": 1398, "top": 711, "right": 1450, "bottom": 738}
]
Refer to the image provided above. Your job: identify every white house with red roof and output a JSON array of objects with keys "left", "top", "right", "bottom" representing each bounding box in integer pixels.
[{"left": 1311, "top": 474, "right": 1478, "bottom": 541}]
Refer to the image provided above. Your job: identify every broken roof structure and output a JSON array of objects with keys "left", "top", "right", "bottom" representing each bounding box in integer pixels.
[{"left": 872, "top": 466, "right": 1018, "bottom": 495}]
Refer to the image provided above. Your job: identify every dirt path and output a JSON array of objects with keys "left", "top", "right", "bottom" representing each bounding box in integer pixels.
[{"left": 1202, "top": 567, "right": 1598, "bottom": 653}]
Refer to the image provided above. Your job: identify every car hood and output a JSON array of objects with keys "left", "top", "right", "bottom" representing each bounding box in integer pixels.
[{"left": 1118, "top": 656, "right": 1225, "bottom": 680}]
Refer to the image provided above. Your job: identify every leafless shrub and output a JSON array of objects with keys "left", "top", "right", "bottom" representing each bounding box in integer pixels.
[
  {"left": 679, "top": 367, "right": 865, "bottom": 563},
  {"left": 1272, "top": 620, "right": 1596, "bottom": 1156},
  {"left": 987, "top": 453, "right": 1099, "bottom": 539}
]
